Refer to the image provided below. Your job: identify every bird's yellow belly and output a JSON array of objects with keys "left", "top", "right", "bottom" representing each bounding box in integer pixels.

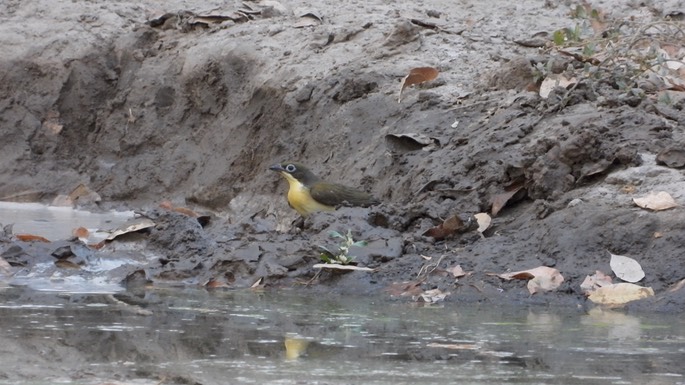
[{"left": 286, "top": 179, "right": 334, "bottom": 217}]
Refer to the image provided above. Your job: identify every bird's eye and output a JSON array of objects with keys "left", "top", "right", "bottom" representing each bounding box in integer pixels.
[{"left": 285, "top": 164, "right": 297, "bottom": 172}]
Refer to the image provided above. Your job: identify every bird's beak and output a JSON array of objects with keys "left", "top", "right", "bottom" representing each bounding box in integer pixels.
[{"left": 269, "top": 163, "right": 285, "bottom": 172}]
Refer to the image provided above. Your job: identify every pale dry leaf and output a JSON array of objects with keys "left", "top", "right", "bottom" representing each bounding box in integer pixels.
[
  {"left": 527, "top": 274, "right": 558, "bottom": 294},
  {"left": 105, "top": 218, "right": 156, "bottom": 241},
  {"left": 498, "top": 266, "right": 564, "bottom": 293},
  {"left": 580, "top": 270, "right": 613, "bottom": 293},
  {"left": 385, "top": 133, "right": 440, "bottom": 154},
  {"left": 417, "top": 288, "right": 449, "bottom": 303},
  {"left": 668, "top": 279, "right": 685, "bottom": 293},
  {"left": 539, "top": 75, "right": 577, "bottom": 99},
  {"left": 633, "top": 191, "right": 678, "bottom": 211},
  {"left": 473, "top": 213, "right": 491, "bottom": 233},
  {"left": 251, "top": 277, "right": 263, "bottom": 288},
  {"left": 398, "top": 67, "right": 439, "bottom": 102},
  {"left": 587, "top": 283, "right": 654, "bottom": 305},
  {"left": 312, "top": 264, "right": 374, "bottom": 271},
  {"left": 284, "top": 336, "right": 310, "bottom": 360},
  {"left": 0, "top": 256, "right": 12, "bottom": 277},
  {"left": 426, "top": 343, "right": 478, "bottom": 350},
  {"left": 609, "top": 252, "right": 645, "bottom": 283},
  {"left": 447, "top": 264, "right": 467, "bottom": 278}
]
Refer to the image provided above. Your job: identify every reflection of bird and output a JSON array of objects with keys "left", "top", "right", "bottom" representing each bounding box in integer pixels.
[{"left": 269, "top": 162, "right": 379, "bottom": 217}]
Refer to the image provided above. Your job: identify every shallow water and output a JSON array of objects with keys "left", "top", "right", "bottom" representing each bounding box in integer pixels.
[
  {"left": 0, "top": 201, "right": 134, "bottom": 242},
  {"left": 0, "top": 287, "right": 683, "bottom": 385}
]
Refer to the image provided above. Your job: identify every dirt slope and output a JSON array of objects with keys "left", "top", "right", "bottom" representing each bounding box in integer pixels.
[{"left": 1, "top": 0, "right": 685, "bottom": 311}]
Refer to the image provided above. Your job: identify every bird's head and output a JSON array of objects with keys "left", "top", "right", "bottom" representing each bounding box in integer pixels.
[{"left": 269, "top": 162, "right": 321, "bottom": 187}]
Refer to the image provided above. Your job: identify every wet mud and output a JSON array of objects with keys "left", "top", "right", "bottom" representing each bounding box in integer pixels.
[{"left": 1, "top": 0, "right": 685, "bottom": 315}]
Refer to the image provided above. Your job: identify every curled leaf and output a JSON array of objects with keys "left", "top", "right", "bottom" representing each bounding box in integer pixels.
[
  {"left": 398, "top": 67, "right": 439, "bottom": 102},
  {"left": 490, "top": 183, "right": 524, "bottom": 216},
  {"left": 497, "top": 266, "right": 564, "bottom": 294},
  {"left": 422, "top": 214, "right": 468, "bottom": 241},
  {"left": 385, "top": 133, "right": 440, "bottom": 154},
  {"left": 105, "top": 218, "right": 156, "bottom": 241},
  {"left": 539, "top": 75, "right": 577, "bottom": 99},
  {"left": 293, "top": 12, "right": 323, "bottom": 28},
  {"left": 473, "top": 213, "right": 492, "bottom": 233},
  {"left": 72, "top": 227, "right": 89, "bottom": 239}
]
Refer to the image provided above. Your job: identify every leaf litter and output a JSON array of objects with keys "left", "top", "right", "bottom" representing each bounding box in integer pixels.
[
  {"left": 398, "top": 67, "right": 439, "bottom": 102},
  {"left": 496, "top": 266, "right": 564, "bottom": 294},
  {"left": 633, "top": 191, "right": 678, "bottom": 211},
  {"left": 609, "top": 252, "right": 645, "bottom": 283}
]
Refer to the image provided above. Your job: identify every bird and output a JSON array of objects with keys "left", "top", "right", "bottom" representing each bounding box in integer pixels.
[{"left": 269, "top": 162, "right": 380, "bottom": 217}]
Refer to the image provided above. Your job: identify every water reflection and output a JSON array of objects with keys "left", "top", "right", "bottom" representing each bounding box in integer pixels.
[
  {"left": 0, "top": 201, "right": 134, "bottom": 242},
  {"left": 0, "top": 287, "right": 683, "bottom": 385}
]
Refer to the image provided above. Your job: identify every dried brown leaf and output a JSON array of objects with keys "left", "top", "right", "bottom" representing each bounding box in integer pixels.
[
  {"left": 16, "top": 234, "right": 51, "bottom": 243},
  {"left": 398, "top": 67, "right": 439, "bottom": 102},
  {"left": 72, "top": 227, "right": 89, "bottom": 240},
  {"left": 490, "top": 184, "right": 524, "bottom": 216},
  {"left": 422, "top": 214, "right": 465, "bottom": 241}
]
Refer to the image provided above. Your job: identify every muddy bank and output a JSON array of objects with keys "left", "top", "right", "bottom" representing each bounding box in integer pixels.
[{"left": 1, "top": 0, "right": 685, "bottom": 312}]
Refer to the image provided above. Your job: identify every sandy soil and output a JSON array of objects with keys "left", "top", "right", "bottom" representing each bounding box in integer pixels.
[{"left": 1, "top": 0, "right": 685, "bottom": 314}]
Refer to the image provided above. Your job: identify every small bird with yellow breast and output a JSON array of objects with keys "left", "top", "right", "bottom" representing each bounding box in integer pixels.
[{"left": 269, "top": 162, "right": 379, "bottom": 217}]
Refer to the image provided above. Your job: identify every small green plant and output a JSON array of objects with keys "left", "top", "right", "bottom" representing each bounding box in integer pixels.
[{"left": 318, "top": 230, "right": 367, "bottom": 265}]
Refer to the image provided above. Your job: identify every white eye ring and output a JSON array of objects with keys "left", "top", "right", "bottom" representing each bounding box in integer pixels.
[{"left": 285, "top": 164, "right": 296, "bottom": 172}]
